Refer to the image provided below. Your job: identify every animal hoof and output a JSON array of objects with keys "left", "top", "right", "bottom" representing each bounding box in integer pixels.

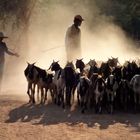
[
  {"left": 40, "top": 101, "right": 43, "bottom": 105},
  {"left": 57, "top": 101, "right": 60, "bottom": 105},
  {"left": 54, "top": 99, "right": 57, "bottom": 104},
  {"left": 78, "top": 101, "right": 80, "bottom": 106},
  {"left": 28, "top": 100, "right": 31, "bottom": 103},
  {"left": 67, "top": 103, "right": 71, "bottom": 106},
  {"left": 81, "top": 110, "right": 85, "bottom": 114},
  {"left": 62, "top": 104, "right": 65, "bottom": 109}
]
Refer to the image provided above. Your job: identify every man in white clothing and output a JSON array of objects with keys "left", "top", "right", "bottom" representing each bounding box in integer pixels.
[{"left": 65, "top": 15, "right": 84, "bottom": 61}]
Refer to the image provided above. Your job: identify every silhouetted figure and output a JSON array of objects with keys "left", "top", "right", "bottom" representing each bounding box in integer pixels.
[
  {"left": 0, "top": 32, "right": 19, "bottom": 91},
  {"left": 65, "top": 15, "right": 84, "bottom": 61}
]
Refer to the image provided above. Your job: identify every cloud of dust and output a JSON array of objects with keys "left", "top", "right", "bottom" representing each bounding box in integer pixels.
[{"left": 1, "top": 1, "right": 140, "bottom": 95}]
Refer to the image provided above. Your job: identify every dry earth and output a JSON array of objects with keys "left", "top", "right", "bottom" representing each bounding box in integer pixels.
[{"left": 0, "top": 91, "right": 140, "bottom": 140}]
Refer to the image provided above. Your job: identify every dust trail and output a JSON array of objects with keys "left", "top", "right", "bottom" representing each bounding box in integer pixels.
[{"left": 1, "top": 1, "right": 140, "bottom": 96}]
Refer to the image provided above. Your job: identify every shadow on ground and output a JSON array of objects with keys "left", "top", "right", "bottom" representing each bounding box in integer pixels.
[{"left": 5, "top": 100, "right": 140, "bottom": 132}]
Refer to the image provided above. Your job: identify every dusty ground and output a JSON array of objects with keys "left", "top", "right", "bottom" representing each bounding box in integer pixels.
[{"left": 0, "top": 92, "right": 140, "bottom": 140}]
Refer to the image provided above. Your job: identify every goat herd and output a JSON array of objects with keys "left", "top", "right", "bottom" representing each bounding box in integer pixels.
[{"left": 24, "top": 57, "right": 140, "bottom": 114}]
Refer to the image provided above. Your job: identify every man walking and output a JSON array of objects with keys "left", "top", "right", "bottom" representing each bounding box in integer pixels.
[
  {"left": 65, "top": 15, "right": 84, "bottom": 61},
  {"left": 0, "top": 32, "right": 19, "bottom": 91}
]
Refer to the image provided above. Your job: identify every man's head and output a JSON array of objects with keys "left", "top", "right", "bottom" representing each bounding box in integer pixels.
[
  {"left": 0, "top": 32, "right": 8, "bottom": 42},
  {"left": 73, "top": 15, "right": 84, "bottom": 27}
]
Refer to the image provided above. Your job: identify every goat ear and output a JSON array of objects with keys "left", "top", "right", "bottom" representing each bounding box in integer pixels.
[
  {"left": 26, "top": 61, "right": 30, "bottom": 65},
  {"left": 33, "top": 62, "right": 36, "bottom": 65},
  {"left": 53, "top": 60, "right": 55, "bottom": 63},
  {"left": 81, "top": 58, "right": 83, "bottom": 60},
  {"left": 111, "top": 56, "right": 113, "bottom": 58},
  {"left": 57, "top": 60, "right": 59, "bottom": 63}
]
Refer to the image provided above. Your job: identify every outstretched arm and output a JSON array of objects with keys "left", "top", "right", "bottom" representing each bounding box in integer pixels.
[
  {"left": 6, "top": 49, "right": 15, "bottom": 55},
  {"left": 2, "top": 42, "right": 19, "bottom": 57},
  {"left": 3, "top": 42, "right": 19, "bottom": 57},
  {"left": 6, "top": 49, "right": 19, "bottom": 57}
]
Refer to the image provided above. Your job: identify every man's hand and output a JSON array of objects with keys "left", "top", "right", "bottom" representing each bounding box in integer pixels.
[{"left": 14, "top": 53, "right": 19, "bottom": 57}]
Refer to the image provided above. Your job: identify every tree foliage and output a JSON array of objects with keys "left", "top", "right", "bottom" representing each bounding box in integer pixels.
[
  {"left": 0, "top": 0, "right": 37, "bottom": 29},
  {"left": 96, "top": 0, "right": 140, "bottom": 39}
]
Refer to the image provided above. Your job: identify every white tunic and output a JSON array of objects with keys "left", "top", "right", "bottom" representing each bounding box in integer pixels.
[{"left": 65, "top": 24, "right": 81, "bottom": 61}]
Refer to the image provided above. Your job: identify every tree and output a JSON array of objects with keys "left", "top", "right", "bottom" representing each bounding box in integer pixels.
[{"left": 95, "top": 0, "right": 140, "bottom": 39}]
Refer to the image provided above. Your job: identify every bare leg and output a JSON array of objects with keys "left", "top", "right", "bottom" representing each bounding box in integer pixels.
[
  {"left": 77, "top": 91, "right": 80, "bottom": 105},
  {"left": 44, "top": 88, "right": 48, "bottom": 104},
  {"left": 37, "top": 85, "right": 40, "bottom": 102},
  {"left": 50, "top": 87, "right": 55, "bottom": 103},
  {"left": 27, "top": 83, "right": 32, "bottom": 103},
  {"left": 32, "top": 83, "right": 36, "bottom": 104},
  {"left": 72, "top": 86, "right": 76, "bottom": 103},
  {"left": 62, "top": 88, "right": 65, "bottom": 108},
  {"left": 54, "top": 85, "right": 57, "bottom": 104},
  {"left": 134, "top": 94, "right": 137, "bottom": 112}
]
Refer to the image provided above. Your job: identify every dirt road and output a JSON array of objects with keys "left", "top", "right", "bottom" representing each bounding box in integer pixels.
[{"left": 0, "top": 93, "right": 140, "bottom": 140}]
